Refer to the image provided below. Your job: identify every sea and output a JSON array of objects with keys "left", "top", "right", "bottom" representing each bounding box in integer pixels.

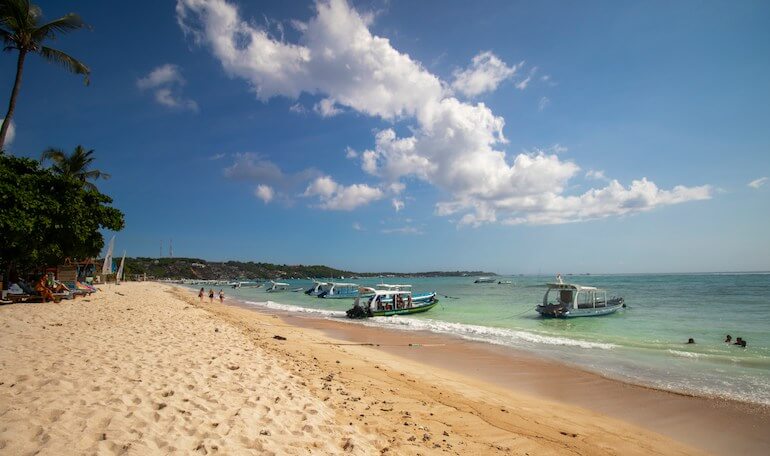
[{"left": 212, "top": 273, "right": 770, "bottom": 406}]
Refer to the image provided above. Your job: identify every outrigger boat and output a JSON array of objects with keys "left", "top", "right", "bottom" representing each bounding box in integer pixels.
[
  {"left": 474, "top": 277, "right": 495, "bottom": 283},
  {"left": 304, "top": 280, "right": 330, "bottom": 296},
  {"left": 265, "top": 280, "right": 290, "bottom": 292},
  {"left": 346, "top": 289, "right": 438, "bottom": 318},
  {"left": 317, "top": 282, "right": 359, "bottom": 299},
  {"left": 357, "top": 285, "right": 436, "bottom": 305},
  {"left": 536, "top": 276, "right": 624, "bottom": 318}
]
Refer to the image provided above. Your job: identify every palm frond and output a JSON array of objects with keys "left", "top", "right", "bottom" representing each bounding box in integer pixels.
[
  {"left": 41, "top": 146, "right": 66, "bottom": 164},
  {"left": 32, "top": 13, "right": 86, "bottom": 41},
  {"left": 38, "top": 45, "right": 90, "bottom": 84},
  {"left": 82, "top": 169, "right": 110, "bottom": 181}
]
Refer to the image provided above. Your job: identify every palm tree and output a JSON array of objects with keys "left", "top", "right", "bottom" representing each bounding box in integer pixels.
[
  {"left": 0, "top": 0, "right": 90, "bottom": 149},
  {"left": 41, "top": 145, "right": 110, "bottom": 191}
]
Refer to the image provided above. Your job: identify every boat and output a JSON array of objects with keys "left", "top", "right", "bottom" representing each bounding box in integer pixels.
[
  {"left": 536, "top": 276, "right": 624, "bottom": 318},
  {"left": 265, "top": 280, "right": 290, "bottom": 292},
  {"left": 357, "top": 285, "right": 436, "bottom": 304},
  {"left": 346, "top": 289, "right": 438, "bottom": 318},
  {"left": 304, "top": 280, "right": 329, "bottom": 296},
  {"left": 317, "top": 282, "right": 360, "bottom": 299},
  {"left": 474, "top": 277, "right": 495, "bottom": 283},
  {"left": 498, "top": 280, "right": 512, "bottom": 285},
  {"left": 229, "top": 281, "right": 261, "bottom": 289}
]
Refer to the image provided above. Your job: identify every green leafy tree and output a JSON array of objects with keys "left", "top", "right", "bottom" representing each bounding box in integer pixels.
[
  {"left": 0, "top": 0, "right": 90, "bottom": 149},
  {"left": 41, "top": 145, "right": 110, "bottom": 191},
  {"left": 0, "top": 153, "right": 124, "bottom": 287}
]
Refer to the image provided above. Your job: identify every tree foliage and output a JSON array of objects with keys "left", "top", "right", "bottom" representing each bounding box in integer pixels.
[
  {"left": 0, "top": 153, "right": 124, "bottom": 273},
  {"left": 41, "top": 145, "right": 110, "bottom": 191}
]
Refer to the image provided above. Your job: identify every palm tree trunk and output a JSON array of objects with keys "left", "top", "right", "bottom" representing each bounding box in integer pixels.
[{"left": 0, "top": 51, "right": 27, "bottom": 150}]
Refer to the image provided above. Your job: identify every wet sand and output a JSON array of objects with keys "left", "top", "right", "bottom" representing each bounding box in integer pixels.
[{"left": 281, "top": 313, "right": 770, "bottom": 456}]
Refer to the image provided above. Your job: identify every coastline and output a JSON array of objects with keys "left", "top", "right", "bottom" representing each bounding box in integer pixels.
[
  {"left": 227, "top": 293, "right": 770, "bottom": 455},
  {"left": 0, "top": 282, "right": 765, "bottom": 455}
]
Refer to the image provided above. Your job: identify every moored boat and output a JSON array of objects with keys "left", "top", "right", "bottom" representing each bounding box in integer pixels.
[
  {"left": 346, "top": 289, "right": 438, "bottom": 318},
  {"left": 304, "top": 280, "right": 329, "bottom": 296},
  {"left": 474, "top": 277, "right": 495, "bottom": 283},
  {"left": 317, "top": 282, "right": 359, "bottom": 299},
  {"left": 536, "top": 276, "right": 624, "bottom": 318},
  {"left": 265, "top": 280, "right": 290, "bottom": 292}
]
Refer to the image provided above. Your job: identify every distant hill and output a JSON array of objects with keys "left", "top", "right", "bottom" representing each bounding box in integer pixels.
[{"left": 121, "top": 257, "right": 494, "bottom": 280}]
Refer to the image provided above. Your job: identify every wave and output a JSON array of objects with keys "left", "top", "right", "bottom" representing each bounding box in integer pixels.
[
  {"left": 360, "top": 316, "right": 617, "bottom": 350},
  {"left": 668, "top": 349, "right": 704, "bottom": 359},
  {"left": 243, "top": 300, "right": 345, "bottom": 318}
]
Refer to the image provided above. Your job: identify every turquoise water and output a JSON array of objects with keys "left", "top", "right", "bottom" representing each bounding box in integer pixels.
[{"left": 216, "top": 273, "right": 770, "bottom": 405}]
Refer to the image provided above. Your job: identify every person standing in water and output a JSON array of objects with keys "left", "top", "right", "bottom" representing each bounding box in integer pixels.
[
  {"left": 218, "top": 289, "right": 224, "bottom": 303},
  {"left": 198, "top": 287, "right": 204, "bottom": 301},
  {"left": 208, "top": 289, "right": 214, "bottom": 303}
]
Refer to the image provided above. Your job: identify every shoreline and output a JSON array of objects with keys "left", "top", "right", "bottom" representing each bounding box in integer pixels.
[{"left": 227, "top": 293, "right": 770, "bottom": 455}]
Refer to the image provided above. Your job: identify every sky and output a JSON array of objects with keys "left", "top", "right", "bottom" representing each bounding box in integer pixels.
[{"left": 2, "top": 0, "right": 769, "bottom": 274}]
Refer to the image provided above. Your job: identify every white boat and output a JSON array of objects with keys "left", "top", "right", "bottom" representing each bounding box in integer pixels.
[
  {"left": 317, "top": 282, "right": 359, "bottom": 299},
  {"left": 536, "top": 276, "right": 624, "bottom": 318},
  {"left": 265, "top": 280, "right": 290, "bottom": 292},
  {"left": 474, "top": 277, "right": 495, "bottom": 283},
  {"left": 304, "top": 280, "right": 330, "bottom": 296}
]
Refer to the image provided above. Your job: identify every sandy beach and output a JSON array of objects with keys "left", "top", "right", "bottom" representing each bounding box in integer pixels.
[{"left": 1, "top": 282, "right": 767, "bottom": 455}]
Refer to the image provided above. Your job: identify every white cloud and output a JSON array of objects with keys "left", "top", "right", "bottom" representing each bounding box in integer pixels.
[
  {"left": 352, "top": 222, "right": 364, "bottom": 231},
  {"left": 314, "top": 98, "right": 342, "bottom": 117},
  {"left": 381, "top": 226, "right": 423, "bottom": 235},
  {"left": 585, "top": 169, "right": 607, "bottom": 181},
  {"left": 289, "top": 102, "right": 307, "bottom": 113},
  {"left": 392, "top": 198, "right": 404, "bottom": 212},
  {"left": 748, "top": 177, "right": 767, "bottom": 189},
  {"left": 538, "top": 96, "right": 550, "bottom": 111},
  {"left": 303, "top": 175, "right": 384, "bottom": 210},
  {"left": 345, "top": 146, "right": 358, "bottom": 159},
  {"left": 451, "top": 51, "right": 521, "bottom": 97},
  {"left": 254, "top": 184, "right": 275, "bottom": 203},
  {"left": 179, "top": 0, "right": 712, "bottom": 225},
  {"left": 209, "top": 152, "right": 226, "bottom": 160},
  {"left": 1, "top": 118, "right": 14, "bottom": 145},
  {"left": 137, "top": 64, "right": 198, "bottom": 112}
]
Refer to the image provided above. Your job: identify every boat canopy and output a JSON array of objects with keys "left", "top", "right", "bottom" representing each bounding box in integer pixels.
[{"left": 377, "top": 283, "right": 412, "bottom": 290}]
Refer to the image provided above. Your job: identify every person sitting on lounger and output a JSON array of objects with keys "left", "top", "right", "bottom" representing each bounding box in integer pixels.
[{"left": 35, "top": 276, "right": 56, "bottom": 302}]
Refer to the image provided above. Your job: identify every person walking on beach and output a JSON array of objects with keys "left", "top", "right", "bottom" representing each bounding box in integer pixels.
[
  {"left": 218, "top": 289, "right": 224, "bottom": 303},
  {"left": 208, "top": 289, "right": 214, "bottom": 303},
  {"left": 198, "top": 287, "right": 204, "bottom": 301}
]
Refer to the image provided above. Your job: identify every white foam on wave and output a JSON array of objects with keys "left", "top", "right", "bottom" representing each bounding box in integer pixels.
[
  {"left": 360, "top": 315, "right": 616, "bottom": 350},
  {"left": 243, "top": 300, "right": 345, "bottom": 318},
  {"left": 667, "top": 349, "right": 704, "bottom": 359}
]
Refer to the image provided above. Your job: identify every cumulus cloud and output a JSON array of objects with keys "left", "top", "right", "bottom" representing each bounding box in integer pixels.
[
  {"left": 178, "top": 0, "right": 712, "bottom": 225},
  {"left": 392, "top": 198, "right": 404, "bottom": 212},
  {"left": 1, "top": 118, "right": 14, "bottom": 145},
  {"left": 254, "top": 184, "right": 275, "bottom": 203},
  {"left": 585, "top": 169, "right": 607, "bottom": 181},
  {"left": 303, "top": 175, "right": 383, "bottom": 210},
  {"left": 137, "top": 64, "right": 199, "bottom": 112},
  {"left": 289, "top": 103, "right": 307, "bottom": 113},
  {"left": 451, "top": 51, "right": 521, "bottom": 98},
  {"left": 748, "top": 177, "right": 767, "bottom": 189},
  {"left": 314, "top": 98, "right": 342, "bottom": 117}
]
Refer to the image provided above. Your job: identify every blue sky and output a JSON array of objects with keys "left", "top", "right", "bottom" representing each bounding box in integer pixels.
[{"left": 2, "top": 0, "right": 769, "bottom": 273}]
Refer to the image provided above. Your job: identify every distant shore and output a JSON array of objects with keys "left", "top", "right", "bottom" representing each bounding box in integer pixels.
[{"left": 1, "top": 282, "right": 766, "bottom": 455}]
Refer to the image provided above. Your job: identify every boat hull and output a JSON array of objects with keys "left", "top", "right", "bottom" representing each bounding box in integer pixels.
[
  {"left": 346, "top": 298, "right": 439, "bottom": 318},
  {"left": 370, "top": 300, "right": 438, "bottom": 317},
  {"left": 536, "top": 301, "right": 624, "bottom": 318}
]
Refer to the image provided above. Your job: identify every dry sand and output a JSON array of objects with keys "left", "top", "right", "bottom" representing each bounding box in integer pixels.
[{"left": 0, "top": 282, "right": 725, "bottom": 455}]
